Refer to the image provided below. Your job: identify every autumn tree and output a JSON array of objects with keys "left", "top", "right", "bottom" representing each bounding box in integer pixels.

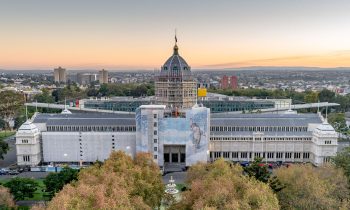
[
  {"left": 274, "top": 164, "right": 350, "bottom": 210},
  {"left": 171, "top": 158, "right": 279, "bottom": 210},
  {"left": 44, "top": 151, "right": 164, "bottom": 210},
  {"left": 0, "top": 185, "right": 16, "bottom": 208}
]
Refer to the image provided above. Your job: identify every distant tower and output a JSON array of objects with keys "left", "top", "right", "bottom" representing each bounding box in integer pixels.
[
  {"left": 54, "top": 66, "right": 67, "bottom": 83},
  {"left": 99, "top": 69, "right": 109, "bottom": 84},
  {"left": 155, "top": 36, "right": 197, "bottom": 109},
  {"left": 220, "top": 75, "right": 229, "bottom": 89},
  {"left": 230, "top": 76, "right": 238, "bottom": 89}
]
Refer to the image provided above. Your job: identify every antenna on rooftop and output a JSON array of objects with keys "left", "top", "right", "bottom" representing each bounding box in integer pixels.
[
  {"left": 35, "top": 100, "right": 38, "bottom": 113},
  {"left": 325, "top": 105, "right": 328, "bottom": 122}
]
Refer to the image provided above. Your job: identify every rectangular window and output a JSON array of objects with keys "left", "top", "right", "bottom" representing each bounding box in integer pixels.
[
  {"left": 154, "top": 130, "right": 157, "bottom": 135},
  {"left": 241, "top": 152, "right": 248, "bottom": 158},
  {"left": 232, "top": 152, "right": 239, "bottom": 158},
  {"left": 154, "top": 122, "right": 157, "bottom": 127},
  {"left": 267, "top": 152, "right": 274, "bottom": 159},
  {"left": 153, "top": 114, "right": 157, "bottom": 119},
  {"left": 154, "top": 147, "right": 157, "bottom": 152},
  {"left": 223, "top": 152, "right": 230, "bottom": 158},
  {"left": 276, "top": 152, "right": 283, "bottom": 159},
  {"left": 294, "top": 152, "right": 301, "bottom": 159},
  {"left": 154, "top": 155, "right": 157, "bottom": 159},
  {"left": 303, "top": 152, "right": 310, "bottom": 159},
  {"left": 23, "top": 155, "right": 30, "bottom": 162},
  {"left": 285, "top": 152, "right": 292, "bottom": 159},
  {"left": 154, "top": 139, "right": 157, "bottom": 143}
]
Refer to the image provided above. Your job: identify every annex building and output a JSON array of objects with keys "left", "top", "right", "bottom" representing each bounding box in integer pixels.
[{"left": 16, "top": 41, "right": 338, "bottom": 168}]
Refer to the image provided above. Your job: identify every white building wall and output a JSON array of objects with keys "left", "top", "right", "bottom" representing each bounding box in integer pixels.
[{"left": 42, "top": 132, "right": 136, "bottom": 163}]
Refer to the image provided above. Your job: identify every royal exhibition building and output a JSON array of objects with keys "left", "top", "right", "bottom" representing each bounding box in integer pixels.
[{"left": 15, "top": 42, "right": 338, "bottom": 170}]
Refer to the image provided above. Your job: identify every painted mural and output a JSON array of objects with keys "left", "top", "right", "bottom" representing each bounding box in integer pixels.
[{"left": 159, "top": 107, "right": 209, "bottom": 165}]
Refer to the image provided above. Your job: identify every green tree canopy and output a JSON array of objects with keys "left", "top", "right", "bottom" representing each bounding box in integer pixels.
[
  {"left": 44, "top": 167, "right": 79, "bottom": 199},
  {"left": 4, "top": 177, "right": 38, "bottom": 200}
]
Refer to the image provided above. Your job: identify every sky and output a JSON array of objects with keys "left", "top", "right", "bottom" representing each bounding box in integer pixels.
[{"left": 1, "top": 0, "right": 350, "bottom": 70}]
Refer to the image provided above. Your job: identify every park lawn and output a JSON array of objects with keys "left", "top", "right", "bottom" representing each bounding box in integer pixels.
[
  {"left": 0, "top": 178, "right": 50, "bottom": 201},
  {"left": 0, "top": 131, "right": 16, "bottom": 140}
]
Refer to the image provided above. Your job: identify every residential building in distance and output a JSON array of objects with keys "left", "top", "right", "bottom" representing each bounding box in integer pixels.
[
  {"left": 230, "top": 75, "right": 238, "bottom": 89},
  {"left": 220, "top": 75, "right": 229, "bottom": 89},
  {"left": 54, "top": 66, "right": 67, "bottom": 83},
  {"left": 220, "top": 75, "right": 238, "bottom": 89},
  {"left": 99, "top": 69, "right": 109, "bottom": 84},
  {"left": 77, "top": 73, "right": 97, "bottom": 85}
]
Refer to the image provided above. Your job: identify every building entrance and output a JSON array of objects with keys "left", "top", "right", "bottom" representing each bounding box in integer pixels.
[{"left": 163, "top": 145, "right": 186, "bottom": 164}]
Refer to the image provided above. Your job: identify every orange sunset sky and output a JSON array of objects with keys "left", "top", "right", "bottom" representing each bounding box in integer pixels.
[{"left": 1, "top": 0, "right": 350, "bottom": 70}]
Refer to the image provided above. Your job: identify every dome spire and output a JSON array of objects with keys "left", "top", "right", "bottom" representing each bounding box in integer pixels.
[{"left": 173, "top": 29, "right": 179, "bottom": 55}]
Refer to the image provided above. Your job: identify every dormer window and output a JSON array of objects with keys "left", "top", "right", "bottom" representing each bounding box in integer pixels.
[{"left": 173, "top": 66, "right": 178, "bottom": 71}]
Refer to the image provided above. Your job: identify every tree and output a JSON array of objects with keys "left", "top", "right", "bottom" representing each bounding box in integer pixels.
[
  {"left": 0, "top": 139, "right": 9, "bottom": 160},
  {"left": 34, "top": 88, "right": 55, "bottom": 103},
  {"left": 0, "top": 90, "right": 24, "bottom": 129},
  {"left": 244, "top": 157, "right": 284, "bottom": 193},
  {"left": 328, "top": 112, "right": 348, "bottom": 134},
  {"left": 44, "top": 167, "right": 79, "bottom": 199},
  {"left": 0, "top": 185, "right": 16, "bottom": 208},
  {"left": 319, "top": 89, "right": 336, "bottom": 102},
  {"left": 244, "top": 157, "right": 270, "bottom": 182},
  {"left": 170, "top": 159, "right": 279, "bottom": 210},
  {"left": 303, "top": 91, "right": 319, "bottom": 103},
  {"left": 274, "top": 164, "right": 350, "bottom": 210},
  {"left": 45, "top": 151, "right": 164, "bottom": 209},
  {"left": 4, "top": 177, "right": 38, "bottom": 200},
  {"left": 332, "top": 147, "right": 350, "bottom": 181}
]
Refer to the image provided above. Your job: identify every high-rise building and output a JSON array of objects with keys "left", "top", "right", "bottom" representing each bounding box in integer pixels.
[
  {"left": 220, "top": 75, "right": 238, "bottom": 89},
  {"left": 220, "top": 75, "right": 229, "bottom": 89},
  {"left": 54, "top": 66, "right": 67, "bottom": 83},
  {"left": 230, "top": 75, "right": 238, "bottom": 89},
  {"left": 155, "top": 41, "right": 197, "bottom": 108},
  {"left": 77, "top": 73, "right": 97, "bottom": 85},
  {"left": 99, "top": 69, "right": 109, "bottom": 84}
]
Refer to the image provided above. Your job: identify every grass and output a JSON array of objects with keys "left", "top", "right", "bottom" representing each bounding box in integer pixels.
[
  {"left": 0, "top": 130, "right": 15, "bottom": 140},
  {"left": 0, "top": 178, "right": 50, "bottom": 201}
]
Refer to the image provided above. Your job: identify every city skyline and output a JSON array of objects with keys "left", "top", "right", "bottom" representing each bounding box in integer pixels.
[{"left": 1, "top": 0, "right": 350, "bottom": 70}]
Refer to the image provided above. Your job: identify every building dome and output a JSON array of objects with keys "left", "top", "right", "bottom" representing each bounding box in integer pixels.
[
  {"left": 17, "top": 120, "right": 39, "bottom": 134},
  {"left": 158, "top": 44, "right": 192, "bottom": 81}
]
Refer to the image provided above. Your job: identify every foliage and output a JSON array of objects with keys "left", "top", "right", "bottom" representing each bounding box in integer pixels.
[
  {"left": 244, "top": 157, "right": 270, "bottom": 182},
  {"left": 0, "top": 185, "right": 16, "bottom": 208},
  {"left": 332, "top": 147, "right": 350, "bottom": 182},
  {"left": 170, "top": 158, "right": 279, "bottom": 210},
  {"left": 3, "top": 177, "right": 39, "bottom": 200},
  {"left": 0, "top": 131, "right": 14, "bottom": 159},
  {"left": 0, "top": 90, "right": 24, "bottom": 129},
  {"left": 44, "top": 167, "right": 79, "bottom": 199},
  {"left": 328, "top": 112, "right": 348, "bottom": 134},
  {"left": 274, "top": 164, "right": 350, "bottom": 210},
  {"left": 34, "top": 88, "right": 55, "bottom": 103},
  {"left": 244, "top": 157, "right": 284, "bottom": 193},
  {"left": 45, "top": 151, "right": 164, "bottom": 210}
]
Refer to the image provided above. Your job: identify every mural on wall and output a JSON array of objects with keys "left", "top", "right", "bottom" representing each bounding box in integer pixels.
[
  {"left": 135, "top": 109, "right": 149, "bottom": 152},
  {"left": 159, "top": 107, "right": 209, "bottom": 165}
]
